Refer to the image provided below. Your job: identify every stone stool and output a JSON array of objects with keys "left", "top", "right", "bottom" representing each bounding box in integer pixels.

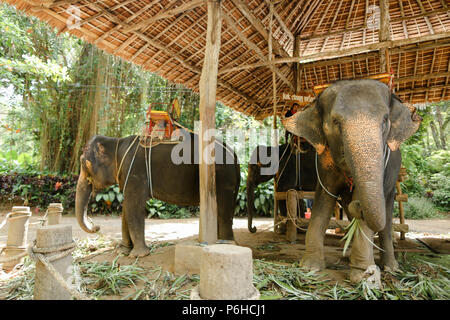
[{"left": 191, "top": 244, "right": 260, "bottom": 300}]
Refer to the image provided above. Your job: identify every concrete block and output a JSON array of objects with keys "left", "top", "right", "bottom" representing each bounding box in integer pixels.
[
  {"left": 192, "top": 244, "right": 260, "bottom": 300},
  {"left": 174, "top": 240, "right": 205, "bottom": 275},
  {"left": 34, "top": 225, "right": 73, "bottom": 300}
]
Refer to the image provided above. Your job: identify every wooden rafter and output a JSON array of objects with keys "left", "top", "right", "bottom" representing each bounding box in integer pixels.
[
  {"left": 231, "top": 0, "right": 290, "bottom": 58},
  {"left": 219, "top": 31, "right": 450, "bottom": 74},
  {"left": 123, "top": 0, "right": 205, "bottom": 33},
  {"left": 222, "top": 11, "right": 293, "bottom": 91}
]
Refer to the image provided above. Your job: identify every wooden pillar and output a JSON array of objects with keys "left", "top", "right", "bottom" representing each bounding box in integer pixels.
[
  {"left": 396, "top": 181, "right": 406, "bottom": 240},
  {"left": 379, "top": 0, "right": 391, "bottom": 73},
  {"left": 268, "top": 2, "right": 280, "bottom": 229},
  {"left": 286, "top": 190, "right": 298, "bottom": 242},
  {"left": 198, "top": 0, "right": 222, "bottom": 244},
  {"left": 293, "top": 33, "right": 302, "bottom": 94}
]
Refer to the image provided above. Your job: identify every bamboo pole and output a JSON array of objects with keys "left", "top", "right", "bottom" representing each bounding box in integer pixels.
[
  {"left": 396, "top": 181, "right": 406, "bottom": 240},
  {"left": 198, "top": 0, "right": 222, "bottom": 244},
  {"left": 379, "top": 0, "right": 391, "bottom": 73},
  {"left": 268, "top": 2, "right": 280, "bottom": 231}
]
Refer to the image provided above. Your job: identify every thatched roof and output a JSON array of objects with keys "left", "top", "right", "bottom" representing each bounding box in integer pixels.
[{"left": 8, "top": 0, "right": 450, "bottom": 119}]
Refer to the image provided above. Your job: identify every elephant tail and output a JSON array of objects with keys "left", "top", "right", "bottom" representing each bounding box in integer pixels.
[{"left": 247, "top": 163, "right": 258, "bottom": 233}]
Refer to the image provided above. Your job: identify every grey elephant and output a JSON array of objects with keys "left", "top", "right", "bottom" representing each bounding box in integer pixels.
[
  {"left": 75, "top": 131, "right": 240, "bottom": 258},
  {"left": 246, "top": 141, "right": 317, "bottom": 233},
  {"left": 282, "top": 79, "right": 421, "bottom": 282}
]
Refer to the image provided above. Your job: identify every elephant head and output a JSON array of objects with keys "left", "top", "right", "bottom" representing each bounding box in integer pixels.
[
  {"left": 75, "top": 135, "right": 117, "bottom": 233},
  {"left": 283, "top": 80, "right": 421, "bottom": 232}
]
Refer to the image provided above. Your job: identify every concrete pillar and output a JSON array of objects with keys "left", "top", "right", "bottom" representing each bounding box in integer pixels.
[
  {"left": 47, "top": 203, "right": 63, "bottom": 225},
  {"left": 0, "top": 207, "right": 31, "bottom": 272},
  {"left": 191, "top": 244, "right": 260, "bottom": 300},
  {"left": 34, "top": 225, "right": 73, "bottom": 300}
]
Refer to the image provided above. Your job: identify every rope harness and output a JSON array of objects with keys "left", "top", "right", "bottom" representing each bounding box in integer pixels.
[
  {"left": 315, "top": 144, "right": 391, "bottom": 202},
  {"left": 27, "top": 240, "right": 89, "bottom": 300}
]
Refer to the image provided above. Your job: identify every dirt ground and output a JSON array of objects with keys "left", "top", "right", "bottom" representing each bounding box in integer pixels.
[{"left": 1, "top": 208, "right": 449, "bottom": 292}]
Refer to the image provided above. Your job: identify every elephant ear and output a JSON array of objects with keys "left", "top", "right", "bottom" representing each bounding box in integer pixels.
[
  {"left": 387, "top": 95, "right": 422, "bottom": 151},
  {"left": 282, "top": 102, "right": 326, "bottom": 155},
  {"left": 94, "top": 142, "right": 109, "bottom": 164}
]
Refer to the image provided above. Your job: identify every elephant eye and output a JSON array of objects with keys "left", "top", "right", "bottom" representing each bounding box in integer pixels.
[
  {"left": 382, "top": 116, "right": 389, "bottom": 131},
  {"left": 333, "top": 118, "right": 340, "bottom": 126}
]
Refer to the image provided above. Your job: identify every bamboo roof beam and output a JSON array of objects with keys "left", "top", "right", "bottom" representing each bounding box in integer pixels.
[
  {"left": 61, "top": 0, "right": 137, "bottom": 31},
  {"left": 31, "top": 0, "right": 81, "bottom": 10},
  {"left": 219, "top": 31, "right": 450, "bottom": 74},
  {"left": 231, "top": 0, "right": 290, "bottom": 58},
  {"left": 415, "top": 0, "right": 435, "bottom": 35},
  {"left": 294, "top": 0, "right": 321, "bottom": 34},
  {"left": 123, "top": 0, "right": 205, "bottom": 33},
  {"left": 138, "top": 11, "right": 194, "bottom": 64},
  {"left": 262, "top": 0, "right": 294, "bottom": 43},
  {"left": 425, "top": 47, "right": 437, "bottom": 100},
  {"left": 299, "top": 7, "right": 450, "bottom": 41},
  {"left": 441, "top": 58, "right": 450, "bottom": 99},
  {"left": 398, "top": 0, "right": 409, "bottom": 39},
  {"left": 222, "top": 11, "right": 293, "bottom": 91}
]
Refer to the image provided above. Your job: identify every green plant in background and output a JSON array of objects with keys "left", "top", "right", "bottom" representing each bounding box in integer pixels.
[
  {"left": 91, "top": 184, "right": 123, "bottom": 215},
  {"left": 235, "top": 166, "right": 274, "bottom": 217},
  {"left": 401, "top": 196, "right": 442, "bottom": 219},
  {"left": 146, "top": 198, "right": 198, "bottom": 219}
]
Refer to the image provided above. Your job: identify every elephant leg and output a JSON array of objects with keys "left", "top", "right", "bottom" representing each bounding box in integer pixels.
[
  {"left": 217, "top": 191, "right": 234, "bottom": 241},
  {"left": 119, "top": 211, "right": 133, "bottom": 254},
  {"left": 378, "top": 190, "right": 399, "bottom": 271},
  {"left": 349, "top": 219, "right": 375, "bottom": 283},
  {"left": 123, "top": 187, "right": 149, "bottom": 258},
  {"left": 300, "top": 190, "right": 335, "bottom": 271}
]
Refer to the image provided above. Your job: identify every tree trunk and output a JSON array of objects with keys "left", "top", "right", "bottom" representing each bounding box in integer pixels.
[
  {"left": 434, "top": 105, "right": 447, "bottom": 150},
  {"left": 430, "top": 120, "right": 442, "bottom": 149}
]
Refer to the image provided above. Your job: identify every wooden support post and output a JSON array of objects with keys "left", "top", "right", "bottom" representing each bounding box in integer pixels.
[
  {"left": 379, "top": 0, "right": 391, "bottom": 73},
  {"left": 268, "top": 2, "right": 280, "bottom": 231},
  {"left": 293, "top": 33, "right": 302, "bottom": 94},
  {"left": 396, "top": 181, "right": 406, "bottom": 240},
  {"left": 286, "top": 190, "right": 298, "bottom": 242},
  {"left": 334, "top": 202, "right": 343, "bottom": 234},
  {"left": 198, "top": 0, "right": 222, "bottom": 244}
]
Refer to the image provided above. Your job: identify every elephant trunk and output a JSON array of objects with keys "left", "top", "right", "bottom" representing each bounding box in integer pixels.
[
  {"left": 343, "top": 124, "right": 386, "bottom": 232},
  {"left": 75, "top": 163, "right": 100, "bottom": 233},
  {"left": 247, "top": 164, "right": 257, "bottom": 233}
]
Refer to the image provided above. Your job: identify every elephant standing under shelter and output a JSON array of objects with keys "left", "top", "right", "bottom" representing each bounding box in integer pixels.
[
  {"left": 246, "top": 139, "right": 317, "bottom": 233},
  {"left": 75, "top": 130, "right": 240, "bottom": 258},
  {"left": 283, "top": 79, "right": 421, "bottom": 282}
]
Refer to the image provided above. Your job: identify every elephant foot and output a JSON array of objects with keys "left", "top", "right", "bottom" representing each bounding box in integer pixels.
[
  {"left": 129, "top": 246, "right": 150, "bottom": 258},
  {"left": 381, "top": 258, "right": 400, "bottom": 273},
  {"left": 349, "top": 265, "right": 382, "bottom": 289},
  {"left": 117, "top": 242, "right": 132, "bottom": 255},
  {"left": 299, "top": 253, "right": 325, "bottom": 271}
]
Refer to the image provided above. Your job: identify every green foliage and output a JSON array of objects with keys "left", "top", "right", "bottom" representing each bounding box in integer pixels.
[
  {"left": 400, "top": 197, "right": 442, "bottom": 220},
  {"left": 0, "top": 170, "right": 78, "bottom": 210},
  {"left": 235, "top": 166, "right": 274, "bottom": 217},
  {"left": 78, "top": 256, "right": 147, "bottom": 297},
  {"left": 146, "top": 198, "right": 198, "bottom": 219},
  {"left": 428, "top": 172, "right": 450, "bottom": 210},
  {"left": 91, "top": 185, "right": 123, "bottom": 216}
]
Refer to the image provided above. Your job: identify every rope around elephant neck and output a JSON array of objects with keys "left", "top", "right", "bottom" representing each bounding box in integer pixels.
[
  {"left": 315, "top": 144, "right": 391, "bottom": 201},
  {"left": 144, "top": 135, "right": 154, "bottom": 198},
  {"left": 275, "top": 136, "right": 295, "bottom": 185},
  {"left": 122, "top": 138, "right": 141, "bottom": 196},
  {"left": 115, "top": 135, "right": 140, "bottom": 186},
  {"left": 315, "top": 152, "right": 341, "bottom": 200}
]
